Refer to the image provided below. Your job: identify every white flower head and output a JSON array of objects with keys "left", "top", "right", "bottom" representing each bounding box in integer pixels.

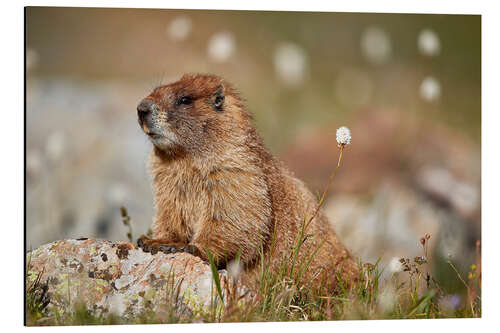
[
  {"left": 388, "top": 256, "right": 403, "bottom": 273},
  {"left": 336, "top": 126, "right": 351, "bottom": 146}
]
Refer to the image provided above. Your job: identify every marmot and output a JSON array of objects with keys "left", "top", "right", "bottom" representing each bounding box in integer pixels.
[{"left": 136, "top": 74, "right": 358, "bottom": 291}]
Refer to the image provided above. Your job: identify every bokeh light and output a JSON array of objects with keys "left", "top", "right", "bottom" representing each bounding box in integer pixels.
[
  {"left": 360, "top": 26, "right": 392, "bottom": 64},
  {"left": 418, "top": 28, "right": 441, "bottom": 56},
  {"left": 207, "top": 31, "right": 236, "bottom": 63},
  {"left": 273, "top": 42, "right": 308, "bottom": 87},
  {"left": 166, "top": 16, "right": 192, "bottom": 41},
  {"left": 420, "top": 76, "right": 442, "bottom": 102}
]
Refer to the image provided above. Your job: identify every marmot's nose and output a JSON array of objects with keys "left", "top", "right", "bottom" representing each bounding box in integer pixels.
[{"left": 137, "top": 98, "right": 153, "bottom": 119}]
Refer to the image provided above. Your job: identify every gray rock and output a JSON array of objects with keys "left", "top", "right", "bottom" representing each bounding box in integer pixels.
[{"left": 26, "top": 239, "right": 243, "bottom": 319}]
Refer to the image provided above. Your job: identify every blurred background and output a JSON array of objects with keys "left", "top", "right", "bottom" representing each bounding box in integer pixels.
[{"left": 26, "top": 7, "right": 480, "bottom": 292}]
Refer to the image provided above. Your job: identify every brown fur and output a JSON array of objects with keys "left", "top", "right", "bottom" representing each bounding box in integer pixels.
[{"left": 136, "top": 73, "right": 358, "bottom": 291}]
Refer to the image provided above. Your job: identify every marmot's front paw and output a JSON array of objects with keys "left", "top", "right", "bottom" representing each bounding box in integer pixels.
[
  {"left": 136, "top": 235, "right": 159, "bottom": 254},
  {"left": 159, "top": 244, "right": 195, "bottom": 254},
  {"left": 137, "top": 235, "right": 196, "bottom": 256},
  {"left": 136, "top": 234, "right": 150, "bottom": 249}
]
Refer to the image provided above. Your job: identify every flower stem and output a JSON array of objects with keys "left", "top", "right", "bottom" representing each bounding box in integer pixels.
[{"left": 306, "top": 144, "right": 345, "bottom": 230}]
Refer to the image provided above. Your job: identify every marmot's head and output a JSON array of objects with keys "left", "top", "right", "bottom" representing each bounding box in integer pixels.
[{"left": 137, "top": 74, "right": 248, "bottom": 156}]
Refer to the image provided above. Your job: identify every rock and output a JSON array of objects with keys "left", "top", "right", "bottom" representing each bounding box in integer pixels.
[
  {"left": 415, "top": 166, "right": 480, "bottom": 220},
  {"left": 26, "top": 239, "right": 242, "bottom": 319},
  {"left": 324, "top": 182, "right": 441, "bottom": 272},
  {"left": 324, "top": 180, "right": 478, "bottom": 274}
]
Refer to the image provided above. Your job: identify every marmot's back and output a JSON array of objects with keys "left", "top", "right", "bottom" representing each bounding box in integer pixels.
[{"left": 260, "top": 159, "right": 359, "bottom": 289}]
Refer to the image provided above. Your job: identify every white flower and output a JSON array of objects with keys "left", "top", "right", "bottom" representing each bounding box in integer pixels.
[
  {"left": 336, "top": 126, "right": 351, "bottom": 146},
  {"left": 388, "top": 256, "right": 403, "bottom": 273}
]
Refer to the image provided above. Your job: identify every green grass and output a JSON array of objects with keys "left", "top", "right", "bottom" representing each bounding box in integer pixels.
[
  {"left": 26, "top": 146, "right": 481, "bottom": 325},
  {"left": 25, "top": 229, "right": 481, "bottom": 326}
]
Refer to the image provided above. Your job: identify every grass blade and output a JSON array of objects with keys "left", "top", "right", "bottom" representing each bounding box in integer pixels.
[
  {"left": 405, "top": 289, "right": 436, "bottom": 318},
  {"left": 206, "top": 249, "right": 224, "bottom": 307}
]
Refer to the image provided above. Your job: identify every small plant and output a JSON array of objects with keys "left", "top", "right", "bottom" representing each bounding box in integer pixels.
[
  {"left": 306, "top": 126, "right": 351, "bottom": 229},
  {"left": 120, "top": 206, "right": 133, "bottom": 243},
  {"left": 445, "top": 240, "right": 481, "bottom": 318},
  {"left": 26, "top": 267, "right": 50, "bottom": 324}
]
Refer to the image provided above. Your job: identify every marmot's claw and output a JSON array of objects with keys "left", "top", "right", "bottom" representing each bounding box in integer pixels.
[
  {"left": 183, "top": 245, "right": 195, "bottom": 254},
  {"left": 158, "top": 244, "right": 195, "bottom": 255},
  {"left": 159, "top": 245, "right": 173, "bottom": 254},
  {"left": 137, "top": 235, "right": 152, "bottom": 251}
]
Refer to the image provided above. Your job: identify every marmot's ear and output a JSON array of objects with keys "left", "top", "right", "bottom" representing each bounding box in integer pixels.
[{"left": 212, "top": 85, "right": 225, "bottom": 112}]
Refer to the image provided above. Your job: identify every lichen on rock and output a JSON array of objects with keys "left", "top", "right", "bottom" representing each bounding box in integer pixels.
[{"left": 26, "top": 238, "right": 241, "bottom": 319}]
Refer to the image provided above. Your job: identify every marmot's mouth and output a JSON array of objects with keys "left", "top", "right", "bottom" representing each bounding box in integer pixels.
[
  {"left": 147, "top": 132, "right": 162, "bottom": 139},
  {"left": 140, "top": 122, "right": 160, "bottom": 138}
]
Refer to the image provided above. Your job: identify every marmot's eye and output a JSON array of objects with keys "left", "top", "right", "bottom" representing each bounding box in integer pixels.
[
  {"left": 213, "top": 95, "right": 224, "bottom": 111},
  {"left": 177, "top": 96, "right": 193, "bottom": 106}
]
